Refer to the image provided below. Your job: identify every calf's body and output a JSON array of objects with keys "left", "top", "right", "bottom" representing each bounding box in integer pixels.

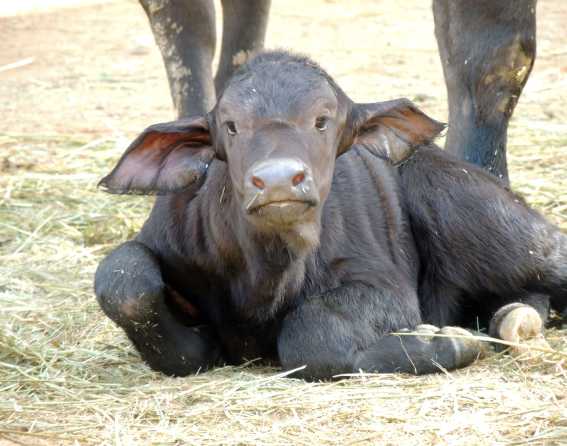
[
  {"left": 95, "top": 52, "right": 566, "bottom": 379},
  {"left": 137, "top": 147, "right": 421, "bottom": 368}
]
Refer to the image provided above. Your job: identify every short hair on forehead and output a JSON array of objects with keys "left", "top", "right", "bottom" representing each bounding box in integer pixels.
[{"left": 222, "top": 50, "right": 346, "bottom": 99}]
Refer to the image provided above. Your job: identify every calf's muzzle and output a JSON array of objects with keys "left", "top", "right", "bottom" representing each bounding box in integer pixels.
[{"left": 243, "top": 158, "right": 319, "bottom": 226}]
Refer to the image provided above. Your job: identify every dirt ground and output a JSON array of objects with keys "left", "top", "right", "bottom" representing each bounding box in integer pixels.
[{"left": 1, "top": 1, "right": 566, "bottom": 445}]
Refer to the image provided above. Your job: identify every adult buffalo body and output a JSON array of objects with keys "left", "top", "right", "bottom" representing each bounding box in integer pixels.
[
  {"left": 95, "top": 51, "right": 567, "bottom": 379},
  {"left": 138, "top": 0, "right": 537, "bottom": 183}
]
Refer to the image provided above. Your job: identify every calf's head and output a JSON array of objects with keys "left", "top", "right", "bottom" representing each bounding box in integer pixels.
[{"left": 101, "top": 51, "right": 443, "bottom": 243}]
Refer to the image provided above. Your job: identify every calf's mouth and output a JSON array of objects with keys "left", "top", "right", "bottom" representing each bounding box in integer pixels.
[{"left": 246, "top": 197, "right": 318, "bottom": 226}]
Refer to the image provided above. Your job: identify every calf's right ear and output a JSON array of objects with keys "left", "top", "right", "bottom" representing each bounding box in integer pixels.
[{"left": 99, "top": 117, "right": 215, "bottom": 194}]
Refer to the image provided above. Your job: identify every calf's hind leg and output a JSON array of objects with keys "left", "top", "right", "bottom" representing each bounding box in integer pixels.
[
  {"left": 94, "top": 241, "right": 221, "bottom": 375},
  {"left": 492, "top": 234, "right": 567, "bottom": 352},
  {"left": 489, "top": 298, "right": 551, "bottom": 357}
]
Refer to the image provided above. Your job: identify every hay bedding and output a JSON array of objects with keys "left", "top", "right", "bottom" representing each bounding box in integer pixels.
[{"left": 1, "top": 0, "right": 566, "bottom": 444}]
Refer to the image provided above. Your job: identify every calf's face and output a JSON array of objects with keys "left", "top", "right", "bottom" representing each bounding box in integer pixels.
[
  {"left": 214, "top": 63, "right": 347, "bottom": 230},
  {"left": 100, "top": 53, "right": 444, "bottom": 244}
]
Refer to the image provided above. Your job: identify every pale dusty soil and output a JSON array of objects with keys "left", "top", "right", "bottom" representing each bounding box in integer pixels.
[{"left": 2, "top": 0, "right": 566, "bottom": 136}]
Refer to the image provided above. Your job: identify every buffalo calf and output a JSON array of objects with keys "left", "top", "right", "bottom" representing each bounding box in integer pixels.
[{"left": 95, "top": 51, "right": 566, "bottom": 379}]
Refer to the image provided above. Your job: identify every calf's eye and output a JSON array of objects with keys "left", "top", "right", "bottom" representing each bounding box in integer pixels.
[
  {"left": 226, "top": 121, "right": 237, "bottom": 136},
  {"left": 315, "top": 116, "right": 328, "bottom": 132}
]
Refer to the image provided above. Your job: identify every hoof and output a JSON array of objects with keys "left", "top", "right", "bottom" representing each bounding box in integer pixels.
[
  {"left": 408, "top": 325, "right": 485, "bottom": 369},
  {"left": 490, "top": 303, "right": 550, "bottom": 358},
  {"left": 437, "top": 326, "right": 487, "bottom": 368},
  {"left": 412, "top": 324, "right": 440, "bottom": 341},
  {"left": 403, "top": 325, "right": 486, "bottom": 368}
]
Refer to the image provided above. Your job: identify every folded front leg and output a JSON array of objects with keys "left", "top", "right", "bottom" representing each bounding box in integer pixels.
[
  {"left": 277, "top": 282, "right": 484, "bottom": 380},
  {"left": 94, "top": 241, "right": 222, "bottom": 376},
  {"left": 354, "top": 325, "right": 485, "bottom": 374}
]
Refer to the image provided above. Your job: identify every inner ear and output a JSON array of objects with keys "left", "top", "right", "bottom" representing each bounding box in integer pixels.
[
  {"left": 343, "top": 99, "right": 445, "bottom": 164},
  {"left": 99, "top": 116, "right": 216, "bottom": 194}
]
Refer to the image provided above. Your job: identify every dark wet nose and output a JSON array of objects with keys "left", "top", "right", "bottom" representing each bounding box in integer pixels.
[{"left": 248, "top": 158, "right": 308, "bottom": 192}]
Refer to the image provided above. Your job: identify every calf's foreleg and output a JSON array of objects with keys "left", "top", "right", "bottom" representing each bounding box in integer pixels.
[
  {"left": 278, "top": 282, "right": 484, "bottom": 379},
  {"left": 94, "top": 241, "right": 221, "bottom": 375}
]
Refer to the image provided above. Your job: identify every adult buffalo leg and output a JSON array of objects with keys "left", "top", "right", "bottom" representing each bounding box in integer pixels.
[
  {"left": 278, "top": 282, "right": 484, "bottom": 380},
  {"left": 215, "top": 0, "right": 271, "bottom": 93},
  {"left": 433, "top": 0, "right": 537, "bottom": 183},
  {"left": 139, "top": 0, "right": 217, "bottom": 117},
  {"left": 94, "top": 241, "right": 222, "bottom": 375}
]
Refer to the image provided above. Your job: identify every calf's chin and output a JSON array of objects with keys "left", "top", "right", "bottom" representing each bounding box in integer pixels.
[
  {"left": 277, "top": 219, "right": 323, "bottom": 254},
  {"left": 244, "top": 202, "right": 321, "bottom": 247}
]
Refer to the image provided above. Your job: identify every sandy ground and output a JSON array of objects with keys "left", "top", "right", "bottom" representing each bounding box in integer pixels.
[
  {"left": 1, "top": 1, "right": 566, "bottom": 445},
  {"left": 2, "top": 0, "right": 566, "bottom": 135}
]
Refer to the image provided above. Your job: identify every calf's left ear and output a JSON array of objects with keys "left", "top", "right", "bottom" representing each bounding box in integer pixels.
[
  {"left": 341, "top": 98, "right": 445, "bottom": 164},
  {"left": 99, "top": 116, "right": 215, "bottom": 194}
]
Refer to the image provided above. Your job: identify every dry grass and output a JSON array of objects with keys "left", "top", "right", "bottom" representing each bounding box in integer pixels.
[
  {"left": 2, "top": 133, "right": 566, "bottom": 446},
  {"left": 1, "top": 0, "right": 566, "bottom": 445}
]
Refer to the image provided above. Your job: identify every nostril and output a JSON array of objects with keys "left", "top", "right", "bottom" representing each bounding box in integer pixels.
[
  {"left": 251, "top": 176, "right": 265, "bottom": 190},
  {"left": 292, "top": 171, "right": 306, "bottom": 186}
]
